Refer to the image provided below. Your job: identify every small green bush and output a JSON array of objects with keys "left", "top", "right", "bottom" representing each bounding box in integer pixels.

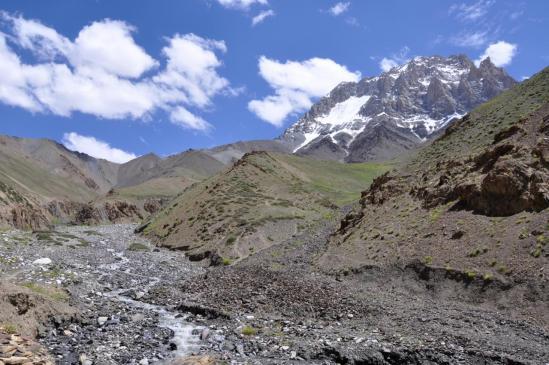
[
  {"left": 465, "top": 271, "right": 477, "bottom": 280},
  {"left": 128, "top": 242, "right": 150, "bottom": 251},
  {"left": 22, "top": 282, "right": 69, "bottom": 301},
  {"left": 3, "top": 323, "right": 17, "bottom": 334},
  {"left": 36, "top": 232, "right": 52, "bottom": 241},
  {"left": 241, "top": 326, "right": 257, "bottom": 336}
]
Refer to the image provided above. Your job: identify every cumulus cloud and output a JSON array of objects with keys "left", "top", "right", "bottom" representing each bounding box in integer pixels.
[
  {"left": 379, "top": 46, "right": 410, "bottom": 72},
  {"left": 70, "top": 20, "right": 158, "bottom": 78},
  {"left": 449, "top": 0, "right": 494, "bottom": 21},
  {"left": 379, "top": 58, "right": 398, "bottom": 72},
  {"left": 475, "top": 41, "right": 517, "bottom": 67},
  {"left": 252, "top": 10, "right": 275, "bottom": 26},
  {"left": 216, "top": 0, "right": 268, "bottom": 10},
  {"left": 62, "top": 132, "right": 137, "bottom": 163},
  {"left": 248, "top": 56, "right": 361, "bottom": 126},
  {"left": 329, "top": 2, "right": 350, "bottom": 16},
  {"left": 0, "top": 13, "right": 234, "bottom": 131},
  {"left": 153, "top": 34, "right": 230, "bottom": 108}
]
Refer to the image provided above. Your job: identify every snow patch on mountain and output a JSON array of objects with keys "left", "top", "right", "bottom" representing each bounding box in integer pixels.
[
  {"left": 397, "top": 112, "right": 465, "bottom": 140},
  {"left": 293, "top": 95, "right": 371, "bottom": 152},
  {"left": 316, "top": 95, "right": 371, "bottom": 126},
  {"left": 293, "top": 129, "right": 321, "bottom": 152}
]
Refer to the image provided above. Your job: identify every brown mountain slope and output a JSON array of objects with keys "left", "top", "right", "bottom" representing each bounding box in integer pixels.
[
  {"left": 0, "top": 136, "right": 118, "bottom": 228},
  {"left": 115, "top": 150, "right": 225, "bottom": 189},
  {"left": 319, "top": 67, "right": 549, "bottom": 321},
  {"left": 0, "top": 137, "right": 230, "bottom": 229},
  {"left": 139, "top": 152, "right": 390, "bottom": 264},
  {"left": 204, "top": 139, "right": 291, "bottom": 164},
  {"left": 0, "top": 136, "right": 118, "bottom": 197}
]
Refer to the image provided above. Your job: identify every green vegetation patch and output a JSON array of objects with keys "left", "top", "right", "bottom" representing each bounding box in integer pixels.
[
  {"left": 22, "top": 282, "right": 69, "bottom": 301},
  {"left": 276, "top": 154, "right": 393, "bottom": 205},
  {"left": 128, "top": 242, "right": 150, "bottom": 251},
  {"left": 241, "top": 326, "right": 258, "bottom": 336},
  {"left": 2, "top": 323, "right": 18, "bottom": 334}
]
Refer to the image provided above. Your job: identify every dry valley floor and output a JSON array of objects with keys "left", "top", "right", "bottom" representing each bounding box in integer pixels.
[{"left": 0, "top": 223, "right": 547, "bottom": 364}]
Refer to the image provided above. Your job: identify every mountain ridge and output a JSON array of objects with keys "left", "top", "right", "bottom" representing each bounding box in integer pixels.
[
  {"left": 0, "top": 54, "right": 525, "bottom": 230},
  {"left": 139, "top": 151, "right": 391, "bottom": 264},
  {"left": 281, "top": 54, "right": 516, "bottom": 162},
  {"left": 320, "top": 66, "right": 549, "bottom": 290}
]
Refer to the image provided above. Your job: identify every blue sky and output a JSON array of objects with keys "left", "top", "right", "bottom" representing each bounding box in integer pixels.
[{"left": 0, "top": 0, "right": 547, "bottom": 162}]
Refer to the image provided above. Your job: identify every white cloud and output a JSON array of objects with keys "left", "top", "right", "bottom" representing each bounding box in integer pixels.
[
  {"left": 252, "top": 10, "right": 275, "bottom": 26},
  {"left": 70, "top": 20, "right": 158, "bottom": 78},
  {"left": 509, "top": 10, "right": 524, "bottom": 21},
  {"left": 379, "top": 58, "right": 398, "bottom": 72},
  {"left": 378, "top": 46, "right": 410, "bottom": 72},
  {"left": 449, "top": 0, "right": 494, "bottom": 21},
  {"left": 475, "top": 41, "right": 517, "bottom": 67},
  {"left": 169, "top": 106, "right": 212, "bottom": 130},
  {"left": 216, "top": 0, "right": 268, "bottom": 10},
  {"left": 154, "top": 33, "right": 230, "bottom": 109},
  {"left": 329, "top": 2, "right": 350, "bottom": 16},
  {"left": 62, "top": 132, "right": 137, "bottom": 163},
  {"left": 345, "top": 17, "right": 360, "bottom": 27},
  {"left": 0, "top": 13, "right": 234, "bottom": 131},
  {"left": 6, "top": 14, "right": 157, "bottom": 78},
  {"left": 451, "top": 30, "right": 489, "bottom": 48},
  {"left": 4, "top": 12, "right": 72, "bottom": 59},
  {"left": 248, "top": 56, "right": 361, "bottom": 126}
]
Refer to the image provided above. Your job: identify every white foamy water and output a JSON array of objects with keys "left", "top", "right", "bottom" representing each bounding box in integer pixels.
[
  {"left": 100, "top": 252, "right": 203, "bottom": 362},
  {"left": 105, "top": 288, "right": 203, "bottom": 361}
]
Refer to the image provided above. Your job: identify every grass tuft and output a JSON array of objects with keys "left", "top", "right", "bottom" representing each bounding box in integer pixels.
[
  {"left": 241, "top": 326, "right": 257, "bottom": 336},
  {"left": 128, "top": 242, "right": 150, "bottom": 251}
]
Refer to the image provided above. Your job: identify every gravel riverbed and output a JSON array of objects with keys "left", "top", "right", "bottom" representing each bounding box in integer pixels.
[
  {"left": 0, "top": 224, "right": 205, "bottom": 365},
  {"left": 1, "top": 224, "right": 548, "bottom": 364}
]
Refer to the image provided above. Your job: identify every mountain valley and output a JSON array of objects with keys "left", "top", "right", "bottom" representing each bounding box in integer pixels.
[{"left": 0, "top": 59, "right": 548, "bottom": 365}]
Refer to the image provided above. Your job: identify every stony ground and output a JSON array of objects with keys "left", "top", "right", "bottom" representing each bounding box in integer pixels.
[
  {"left": 0, "top": 329, "right": 54, "bottom": 365},
  {"left": 0, "top": 225, "right": 206, "bottom": 365},
  {"left": 0, "top": 224, "right": 548, "bottom": 364},
  {"left": 147, "top": 217, "right": 549, "bottom": 365}
]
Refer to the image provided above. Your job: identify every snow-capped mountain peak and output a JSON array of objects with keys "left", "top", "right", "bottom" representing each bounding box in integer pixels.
[{"left": 281, "top": 55, "right": 516, "bottom": 162}]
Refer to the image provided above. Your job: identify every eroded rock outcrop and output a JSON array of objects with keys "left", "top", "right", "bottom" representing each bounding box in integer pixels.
[{"left": 360, "top": 104, "right": 549, "bottom": 217}]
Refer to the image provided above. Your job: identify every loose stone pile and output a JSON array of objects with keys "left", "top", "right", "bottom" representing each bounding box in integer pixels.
[{"left": 0, "top": 328, "right": 53, "bottom": 365}]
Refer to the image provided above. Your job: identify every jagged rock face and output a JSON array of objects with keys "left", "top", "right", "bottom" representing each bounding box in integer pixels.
[
  {"left": 72, "top": 201, "right": 144, "bottom": 225},
  {"left": 363, "top": 103, "right": 549, "bottom": 217},
  {"left": 281, "top": 55, "right": 516, "bottom": 162}
]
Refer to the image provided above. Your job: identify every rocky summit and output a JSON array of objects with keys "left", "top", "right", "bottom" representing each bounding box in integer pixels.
[{"left": 281, "top": 55, "right": 516, "bottom": 162}]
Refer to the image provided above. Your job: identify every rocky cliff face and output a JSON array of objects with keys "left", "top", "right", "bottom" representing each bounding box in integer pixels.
[{"left": 281, "top": 55, "right": 517, "bottom": 162}]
